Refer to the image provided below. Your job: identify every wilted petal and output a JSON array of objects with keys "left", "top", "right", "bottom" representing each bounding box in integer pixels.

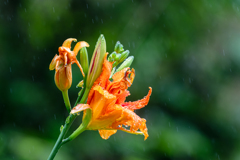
[
  {"left": 73, "top": 41, "right": 89, "bottom": 56},
  {"left": 62, "top": 38, "right": 77, "bottom": 49},
  {"left": 49, "top": 54, "right": 60, "bottom": 70}
]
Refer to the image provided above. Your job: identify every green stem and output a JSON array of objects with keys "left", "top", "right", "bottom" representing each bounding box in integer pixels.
[
  {"left": 79, "top": 87, "right": 90, "bottom": 103},
  {"left": 47, "top": 114, "right": 76, "bottom": 160},
  {"left": 62, "top": 90, "right": 71, "bottom": 113},
  {"left": 47, "top": 87, "right": 91, "bottom": 160},
  {"left": 61, "top": 124, "right": 86, "bottom": 145},
  {"left": 75, "top": 88, "right": 85, "bottom": 106},
  {"left": 62, "top": 108, "right": 92, "bottom": 144}
]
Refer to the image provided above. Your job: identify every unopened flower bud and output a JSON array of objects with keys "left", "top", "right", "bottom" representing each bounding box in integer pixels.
[
  {"left": 107, "top": 51, "right": 117, "bottom": 62},
  {"left": 80, "top": 47, "right": 89, "bottom": 76},
  {"left": 54, "top": 61, "right": 72, "bottom": 91},
  {"left": 114, "top": 41, "right": 124, "bottom": 53},
  {"left": 86, "top": 34, "right": 106, "bottom": 88},
  {"left": 115, "top": 53, "right": 121, "bottom": 61},
  {"left": 118, "top": 50, "right": 129, "bottom": 63},
  {"left": 116, "top": 56, "right": 134, "bottom": 72}
]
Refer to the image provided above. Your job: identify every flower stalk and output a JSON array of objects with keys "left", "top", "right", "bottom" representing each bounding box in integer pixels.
[{"left": 62, "top": 90, "right": 71, "bottom": 113}]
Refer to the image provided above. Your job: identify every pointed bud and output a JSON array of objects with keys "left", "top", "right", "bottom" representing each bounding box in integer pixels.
[
  {"left": 80, "top": 47, "right": 89, "bottom": 76},
  {"left": 116, "top": 56, "right": 134, "bottom": 72},
  {"left": 118, "top": 50, "right": 129, "bottom": 63},
  {"left": 86, "top": 34, "right": 106, "bottom": 88},
  {"left": 114, "top": 41, "right": 124, "bottom": 53}
]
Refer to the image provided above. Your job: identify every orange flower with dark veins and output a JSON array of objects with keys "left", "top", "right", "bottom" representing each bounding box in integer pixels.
[
  {"left": 49, "top": 38, "right": 89, "bottom": 91},
  {"left": 71, "top": 54, "right": 152, "bottom": 140}
]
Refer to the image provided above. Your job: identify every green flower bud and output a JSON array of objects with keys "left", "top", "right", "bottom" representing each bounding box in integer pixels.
[
  {"left": 111, "top": 51, "right": 117, "bottom": 59},
  {"left": 108, "top": 51, "right": 117, "bottom": 62},
  {"left": 116, "top": 56, "right": 134, "bottom": 72},
  {"left": 118, "top": 50, "right": 129, "bottom": 63},
  {"left": 79, "top": 47, "right": 89, "bottom": 76},
  {"left": 114, "top": 41, "right": 124, "bottom": 53},
  {"left": 115, "top": 53, "right": 121, "bottom": 61},
  {"left": 86, "top": 34, "right": 106, "bottom": 88}
]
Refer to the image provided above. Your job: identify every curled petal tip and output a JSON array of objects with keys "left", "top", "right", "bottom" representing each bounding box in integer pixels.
[
  {"left": 73, "top": 41, "right": 90, "bottom": 56},
  {"left": 62, "top": 38, "right": 77, "bottom": 49}
]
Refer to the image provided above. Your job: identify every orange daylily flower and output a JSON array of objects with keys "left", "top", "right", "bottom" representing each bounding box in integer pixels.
[
  {"left": 49, "top": 38, "right": 89, "bottom": 91},
  {"left": 71, "top": 54, "right": 152, "bottom": 140}
]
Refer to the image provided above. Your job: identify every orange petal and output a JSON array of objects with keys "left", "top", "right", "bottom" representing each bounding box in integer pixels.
[
  {"left": 49, "top": 54, "right": 60, "bottom": 70},
  {"left": 116, "top": 90, "right": 130, "bottom": 104},
  {"left": 98, "top": 130, "right": 117, "bottom": 140},
  {"left": 73, "top": 41, "right": 89, "bottom": 56},
  {"left": 71, "top": 104, "right": 91, "bottom": 114},
  {"left": 88, "top": 85, "right": 116, "bottom": 120},
  {"left": 74, "top": 60, "right": 85, "bottom": 77},
  {"left": 87, "top": 104, "right": 122, "bottom": 130},
  {"left": 122, "top": 87, "right": 152, "bottom": 110},
  {"left": 111, "top": 107, "right": 149, "bottom": 140},
  {"left": 107, "top": 68, "right": 135, "bottom": 95},
  {"left": 112, "top": 68, "right": 129, "bottom": 82},
  {"left": 62, "top": 38, "right": 77, "bottom": 49}
]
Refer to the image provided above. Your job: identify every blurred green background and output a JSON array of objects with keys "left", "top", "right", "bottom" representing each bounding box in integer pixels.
[{"left": 1, "top": 0, "right": 240, "bottom": 159}]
